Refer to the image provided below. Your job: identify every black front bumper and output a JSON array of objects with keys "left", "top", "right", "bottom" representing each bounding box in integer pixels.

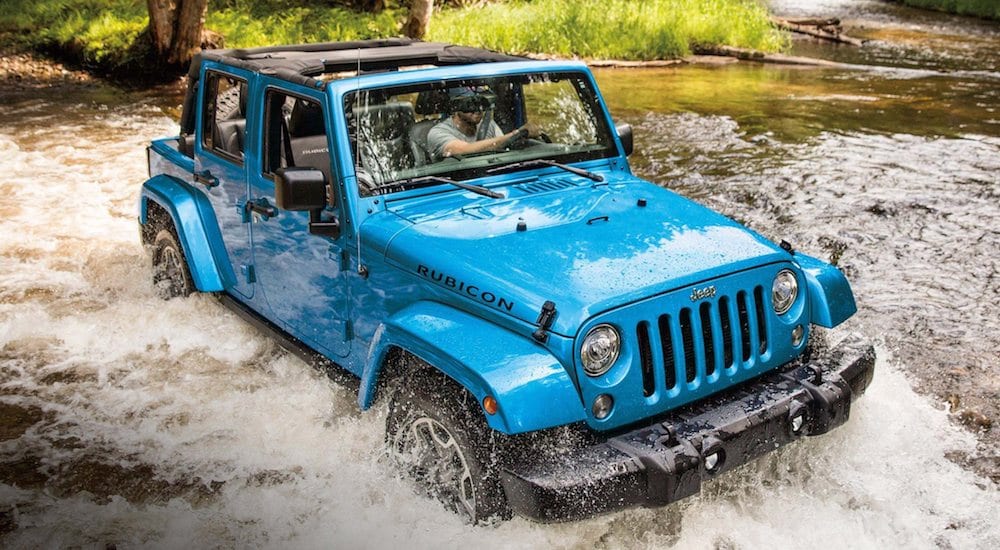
[{"left": 500, "top": 333, "right": 876, "bottom": 522}]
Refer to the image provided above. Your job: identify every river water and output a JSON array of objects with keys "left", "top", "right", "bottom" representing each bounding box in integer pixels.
[{"left": 1, "top": 2, "right": 998, "bottom": 548}]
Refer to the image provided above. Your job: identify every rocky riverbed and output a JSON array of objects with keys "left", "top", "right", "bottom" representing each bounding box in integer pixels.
[{"left": 0, "top": 46, "right": 93, "bottom": 90}]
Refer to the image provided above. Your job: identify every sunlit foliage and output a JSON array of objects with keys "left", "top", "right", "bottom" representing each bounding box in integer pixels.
[
  {"left": 0, "top": 0, "right": 787, "bottom": 75},
  {"left": 429, "top": 0, "right": 788, "bottom": 59}
]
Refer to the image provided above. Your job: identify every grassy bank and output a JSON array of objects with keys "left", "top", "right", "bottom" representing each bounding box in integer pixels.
[
  {"left": 0, "top": 1, "right": 148, "bottom": 68},
  {"left": 0, "top": 0, "right": 785, "bottom": 79},
  {"left": 895, "top": 0, "right": 1000, "bottom": 20},
  {"left": 428, "top": 0, "right": 787, "bottom": 60}
]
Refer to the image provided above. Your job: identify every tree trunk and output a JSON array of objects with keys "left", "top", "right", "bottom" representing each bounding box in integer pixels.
[
  {"left": 146, "top": 0, "right": 209, "bottom": 66},
  {"left": 403, "top": 0, "right": 434, "bottom": 40},
  {"left": 170, "top": 0, "right": 208, "bottom": 64},
  {"left": 146, "top": 0, "right": 176, "bottom": 58}
]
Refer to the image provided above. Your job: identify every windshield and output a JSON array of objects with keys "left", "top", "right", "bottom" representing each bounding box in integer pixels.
[{"left": 344, "top": 72, "right": 615, "bottom": 196}]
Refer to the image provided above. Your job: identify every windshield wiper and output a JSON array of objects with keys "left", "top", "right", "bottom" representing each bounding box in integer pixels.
[
  {"left": 370, "top": 175, "right": 503, "bottom": 199},
  {"left": 486, "top": 159, "right": 604, "bottom": 182}
]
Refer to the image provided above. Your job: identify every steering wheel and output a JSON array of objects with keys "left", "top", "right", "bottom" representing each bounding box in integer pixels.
[
  {"left": 503, "top": 127, "right": 530, "bottom": 150},
  {"left": 504, "top": 128, "right": 552, "bottom": 149}
]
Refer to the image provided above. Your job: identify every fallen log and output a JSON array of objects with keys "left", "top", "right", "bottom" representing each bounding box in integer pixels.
[
  {"left": 772, "top": 16, "right": 866, "bottom": 47},
  {"left": 692, "top": 45, "right": 854, "bottom": 67},
  {"left": 784, "top": 17, "right": 841, "bottom": 27}
]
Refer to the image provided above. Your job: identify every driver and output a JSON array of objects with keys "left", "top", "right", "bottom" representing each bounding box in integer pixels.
[{"left": 427, "top": 86, "right": 542, "bottom": 160}]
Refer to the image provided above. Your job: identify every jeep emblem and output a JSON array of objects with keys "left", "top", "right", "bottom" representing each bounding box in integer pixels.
[{"left": 690, "top": 285, "right": 717, "bottom": 302}]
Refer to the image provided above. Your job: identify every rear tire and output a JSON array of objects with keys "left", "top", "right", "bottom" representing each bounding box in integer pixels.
[
  {"left": 385, "top": 367, "right": 511, "bottom": 524},
  {"left": 151, "top": 228, "right": 194, "bottom": 299}
]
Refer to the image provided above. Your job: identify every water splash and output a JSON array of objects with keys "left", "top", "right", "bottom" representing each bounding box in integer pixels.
[{"left": 2, "top": 51, "right": 999, "bottom": 550}]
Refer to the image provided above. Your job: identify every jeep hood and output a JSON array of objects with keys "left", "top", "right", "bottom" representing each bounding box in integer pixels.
[{"left": 382, "top": 180, "right": 787, "bottom": 337}]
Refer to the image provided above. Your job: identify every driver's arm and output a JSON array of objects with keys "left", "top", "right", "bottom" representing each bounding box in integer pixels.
[{"left": 441, "top": 122, "right": 542, "bottom": 157}]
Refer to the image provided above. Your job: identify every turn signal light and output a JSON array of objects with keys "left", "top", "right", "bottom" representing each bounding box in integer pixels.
[{"left": 483, "top": 396, "right": 498, "bottom": 415}]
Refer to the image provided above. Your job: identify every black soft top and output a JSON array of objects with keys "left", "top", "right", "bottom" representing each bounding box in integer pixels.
[{"left": 180, "top": 39, "right": 524, "bottom": 134}]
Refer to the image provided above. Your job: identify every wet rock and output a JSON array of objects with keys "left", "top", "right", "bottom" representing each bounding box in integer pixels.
[
  {"left": 946, "top": 393, "right": 994, "bottom": 431},
  {"left": 946, "top": 393, "right": 961, "bottom": 410},
  {"left": 0, "top": 507, "right": 16, "bottom": 537},
  {"left": 0, "top": 45, "right": 94, "bottom": 94},
  {"left": 38, "top": 368, "right": 87, "bottom": 386},
  {"left": 45, "top": 458, "right": 224, "bottom": 506},
  {"left": 908, "top": 201, "right": 939, "bottom": 215},
  {"left": 818, "top": 236, "right": 848, "bottom": 266},
  {"left": 0, "top": 456, "right": 48, "bottom": 489},
  {"left": 957, "top": 409, "right": 993, "bottom": 432},
  {"left": 0, "top": 403, "right": 45, "bottom": 442},
  {"left": 865, "top": 202, "right": 896, "bottom": 217},
  {"left": 945, "top": 450, "right": 1000, "bottom": 485}
]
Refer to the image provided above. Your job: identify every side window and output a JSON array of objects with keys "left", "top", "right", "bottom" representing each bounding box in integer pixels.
[
  {"left": 202, "top": 71, "right": 247, "bottom": 163},
  {"left": 263, "top": 89, "right": 333, "bottom": 186}
]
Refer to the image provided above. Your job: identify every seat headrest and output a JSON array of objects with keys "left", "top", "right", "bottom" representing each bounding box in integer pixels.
[
  {"left": 414, "top": 89, "right": 450, "bottom": 115},
  {"left": 356, "top": 102, "right": 415, "bottom": 141},
  {"left": 288, "top": 99, "right": 326, "bottom": 137}
]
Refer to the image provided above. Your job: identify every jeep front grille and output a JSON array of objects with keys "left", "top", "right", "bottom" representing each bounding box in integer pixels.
[{"left": 636, "top": 286, "right": 769, "bottom": 397}]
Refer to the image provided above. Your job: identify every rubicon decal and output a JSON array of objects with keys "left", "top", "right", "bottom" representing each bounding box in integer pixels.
[{"left": 417, "top": 265, "right": 515, "bottom": 312}]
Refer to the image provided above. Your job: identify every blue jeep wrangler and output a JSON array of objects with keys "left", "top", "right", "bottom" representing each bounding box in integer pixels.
[{"left": 139, "top": 39, "right": 874, "bottom": 523}]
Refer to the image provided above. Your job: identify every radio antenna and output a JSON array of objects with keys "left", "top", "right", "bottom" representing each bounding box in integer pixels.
[
  {"left": 354, "top": 48, "right": 367, "bottom": 278},
  {"left": 354, "top": 47, "right": 361, "bottom": 171}
]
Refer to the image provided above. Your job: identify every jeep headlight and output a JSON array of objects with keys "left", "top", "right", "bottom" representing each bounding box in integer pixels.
[
  {"left": 772, "top": 269, "right": 798, "bottom": 315},
  {"left": 581, "top": 324, "right": 620, "bottom": 377}
]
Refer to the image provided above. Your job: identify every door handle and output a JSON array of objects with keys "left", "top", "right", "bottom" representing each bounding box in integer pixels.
[
  {"left": 194, "top": 169, "right": 219, "bottom": 188},
  {"left": 245, "top": 198, "right": 278, "bottom": 220}
]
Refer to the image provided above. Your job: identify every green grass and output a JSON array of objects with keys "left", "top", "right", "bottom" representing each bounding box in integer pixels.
[
  {"left": 206, "top": 3, "right": 402, "bottom": 48},
  {"left": 429, "top": 0, "right": 788, "bottom": 59},
  {"left": 0, "top": 0, "right": 147, "bottom": 69},
  {"left": 895, "top": 0, "right": 1000, "bottom": 20},
  {"left": 0, "top": 0, "right": 787, "bottom": 78}
]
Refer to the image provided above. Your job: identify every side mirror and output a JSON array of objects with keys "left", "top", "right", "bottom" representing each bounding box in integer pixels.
[
  {"left": 178, "top": 134, "right": 195, "bottom": 157},
  {"left": 275, "top": 167, "right": 327, "bottom": 211},
  {"left": 274, "top": 167, "right": 340, "bottom": 238},
  {"left": 615, "top": 123, "right": 633, "bottom": 157}
]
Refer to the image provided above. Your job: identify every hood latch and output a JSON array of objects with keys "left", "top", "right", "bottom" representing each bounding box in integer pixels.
[{"left": 532, "top": 300, "right": 557, "bottom": 343}]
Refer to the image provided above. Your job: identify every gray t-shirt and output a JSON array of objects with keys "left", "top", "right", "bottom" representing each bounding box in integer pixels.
[{"left": 427, "top": 117, "right": 503, "bottom": 159}]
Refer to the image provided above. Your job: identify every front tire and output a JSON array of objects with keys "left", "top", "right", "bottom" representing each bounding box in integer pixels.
[
  {"left": 151, "top": 228, "right": 193, "bottom": 299},
  {"left": 386, "top": 368, "right": 510, "bottom": 524}
]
